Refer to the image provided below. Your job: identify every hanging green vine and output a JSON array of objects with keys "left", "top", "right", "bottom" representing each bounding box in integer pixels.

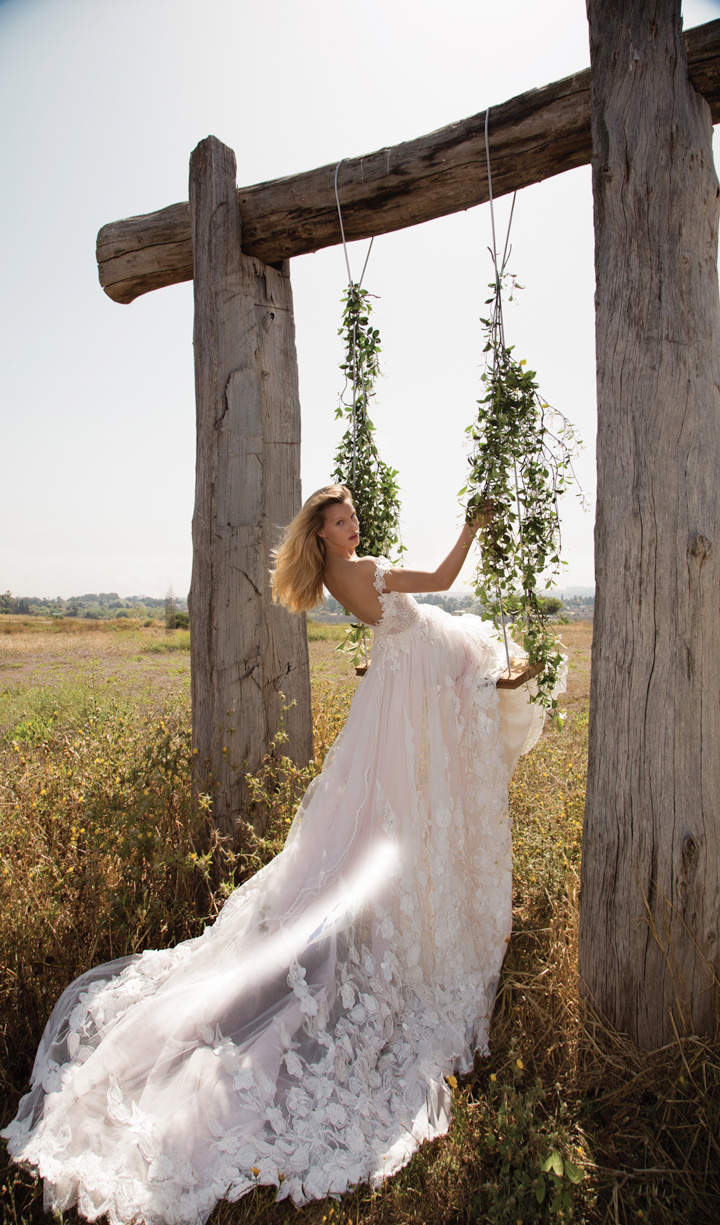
[
  {"left": 332, "top": 282, "right": 403, "bottom": 664},
  {"left": 463, "top": 271, "right": 583, "bottom": 720},
  {"left": 332, "top": 283, "right": 402, "bottom": 556}
]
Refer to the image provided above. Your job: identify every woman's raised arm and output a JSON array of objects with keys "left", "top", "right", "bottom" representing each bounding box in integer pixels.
[
  {"left": 382, "top": 523, "right": 479, "bottom": 594},
  {"left": 383, "top": 499, "right": 493, "bottom": 594}
]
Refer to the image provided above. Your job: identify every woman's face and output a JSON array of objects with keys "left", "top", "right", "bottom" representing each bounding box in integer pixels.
[{"left": 318, "top": 499, "right": 360, "bottom": 555}]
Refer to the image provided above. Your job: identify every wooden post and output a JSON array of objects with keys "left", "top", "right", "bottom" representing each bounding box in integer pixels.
[
  {"left": 580, "top": 0, "right": 720, "bottom": 1046},
  {"left": 188, "top": 135, "right": 313, "bottom": 839}
]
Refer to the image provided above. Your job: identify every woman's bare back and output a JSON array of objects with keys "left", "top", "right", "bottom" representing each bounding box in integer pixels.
[{"left": 322, "top": 556, "right": 384, "bottom": 625}]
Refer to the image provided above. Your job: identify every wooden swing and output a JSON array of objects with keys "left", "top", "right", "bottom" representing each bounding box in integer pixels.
[
  {"left": 477, "top": 109, "right": 556, "bottom": 695},
  {"left": 496, "top": 659, "right": 543, "bottom": 689},
  {"left": 355, "top": 640, "right": 542, "bottom": 688},
  {"left": 333, "top": 156, "right": 552, "bottom": 694}
]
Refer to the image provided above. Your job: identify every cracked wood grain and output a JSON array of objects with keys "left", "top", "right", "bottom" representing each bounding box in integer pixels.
[
  {"left": 579, "top": 0, "right": 720, "bottom": 1048},
  {"left": 189, "top": 137, "right": 312, "bottom": 840}
]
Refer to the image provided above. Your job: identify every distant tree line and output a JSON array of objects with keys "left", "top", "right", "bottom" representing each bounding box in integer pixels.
[
  {"left": 561, "top": 594, "right": 595, "bottom": 609},
  {"left": 0, "top": 591, "right": 189, "bottom": 621},
  {"left": 320, "top": 590, "right": 587, "bottom": 620},
  {"left": 1, "top": 586, "right": 590, "bottom": 624}
]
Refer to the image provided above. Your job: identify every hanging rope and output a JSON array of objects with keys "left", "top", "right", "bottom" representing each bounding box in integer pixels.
[
  {"left": 334, "top": 160, "right": 374, "bottom": 492},
  {"left": 333, "top": 160, "right": 374, "bottom": 288},
  {"left": 333, "top": 160, "right": 377, "bottom": 670},
  {"left": 483, "top": 108, "right": 517, "bottom": 680}
]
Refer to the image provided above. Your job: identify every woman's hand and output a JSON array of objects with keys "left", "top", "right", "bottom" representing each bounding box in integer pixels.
[{"left": 466, "top": 496, "right": 494, "bottom": 533}]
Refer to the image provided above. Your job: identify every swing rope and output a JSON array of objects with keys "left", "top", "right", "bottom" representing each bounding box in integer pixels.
[
  {"left": 334, "top": 160, "right": 374, "bottom": 493},
  {"left": 334, "top": 159, "right": 375, "bottom": 669},
  {"left": 333, "top": 159, "right": 374, "bottom": 288},
  {"left": 484, "top": 108, "right": 518, "bottom": 680}
]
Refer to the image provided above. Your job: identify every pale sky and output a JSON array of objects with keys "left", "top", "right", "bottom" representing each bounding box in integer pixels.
[{"left": 2, "top": 0, "right": 719, "bottom": 598}]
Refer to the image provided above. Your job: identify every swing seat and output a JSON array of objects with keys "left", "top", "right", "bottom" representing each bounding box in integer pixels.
[
  {"left": 356, "top": 659, "right": 542, "bottom": 686},
  {"left": 496, "top": 659, "right": 543, "bottom": 689}
]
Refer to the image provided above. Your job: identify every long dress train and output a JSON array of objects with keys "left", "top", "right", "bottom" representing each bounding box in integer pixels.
[{"left": 3, "top": 559, "right": 557, "bottom": 1224}]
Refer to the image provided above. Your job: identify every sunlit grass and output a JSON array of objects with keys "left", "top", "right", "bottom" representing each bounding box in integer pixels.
[
  {"left": 0, "top": 615, "right": 156, "bottom": 636},
  {"left": 306, "top": 618, "right": 351, "bottom": 642},
  {"left": 144, "top": 630, "right": 191, "bottom": 653}
]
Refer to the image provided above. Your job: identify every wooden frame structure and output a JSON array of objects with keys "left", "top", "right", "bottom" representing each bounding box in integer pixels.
[
  {"left": 95, "top": 20, "right": 720, "bottom": 824},
  {"left": 97, "top": 11, "right": 720, "bottom": 1046}
]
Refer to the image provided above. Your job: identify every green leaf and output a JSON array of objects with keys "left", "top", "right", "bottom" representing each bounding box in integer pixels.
[
  {"left": 542, "top": 1149, "right": 564, "bottom": 1177},
  {"left": 563, "top": 1160, "right": 584, "bottom": 1184}
]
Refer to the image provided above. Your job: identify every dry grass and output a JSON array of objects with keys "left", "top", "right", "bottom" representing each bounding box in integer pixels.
[
  {"left": 0, "top": 615, "right": 159, "bottom": 637},
  {"left": 0, "top": 621, "right": 191, "bottom": 735},
  {"left": 1, "top": 620, "right": 719, "bottom": 1224}
]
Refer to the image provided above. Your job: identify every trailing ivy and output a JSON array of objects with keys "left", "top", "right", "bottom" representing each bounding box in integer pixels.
[
  {"left": 332, "top": 283, "right": 403, "bottom": 665},
  {"left": 332, "top": 283, "right": 402, "bottom": 558},
  {"left": 463, "top": 272, "right": 583, "bottom": 720}
]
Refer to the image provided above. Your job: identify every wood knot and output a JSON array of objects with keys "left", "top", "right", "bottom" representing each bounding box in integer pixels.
[
  {"left": 682, "top": 833, "right": 698, "bottom": 864},
  {"left": 688, "top": 534, "right": 712, "bottom": 562}
]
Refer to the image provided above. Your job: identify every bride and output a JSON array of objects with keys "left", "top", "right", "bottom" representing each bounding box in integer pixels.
[{"left": 3, "top": 485, "right": 555, "bottom": 1225}]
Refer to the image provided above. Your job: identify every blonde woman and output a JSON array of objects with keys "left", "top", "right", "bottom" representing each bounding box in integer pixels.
[{"left": 4, "top": 485, "right": 553, "bottom": 1224}]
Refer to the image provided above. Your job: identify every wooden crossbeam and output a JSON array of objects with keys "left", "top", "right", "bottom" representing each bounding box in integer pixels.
[{"left": 97, "top": 20, "right": 720, "bottom": 305}]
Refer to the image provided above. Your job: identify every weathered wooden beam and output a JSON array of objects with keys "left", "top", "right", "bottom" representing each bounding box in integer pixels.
[
  {"left": 97, "top": 20, "right": 720, "bottom": 305},
  {"left": 189, "top": 135, "right": 313, "bottom": 837}
]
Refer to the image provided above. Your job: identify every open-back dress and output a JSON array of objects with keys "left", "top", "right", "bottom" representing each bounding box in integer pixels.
[{"left": 3, "top": 559, "right": 557, "bottom": 1224}]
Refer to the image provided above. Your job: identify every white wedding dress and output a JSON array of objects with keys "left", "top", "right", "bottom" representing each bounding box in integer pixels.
[{"left": 3, "top": 560, "right": 555, "bottom": 1225}]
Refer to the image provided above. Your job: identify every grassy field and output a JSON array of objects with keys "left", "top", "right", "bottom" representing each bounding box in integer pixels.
[{"left": 0, "top": 617, "right": 718, "bottom": 1224}]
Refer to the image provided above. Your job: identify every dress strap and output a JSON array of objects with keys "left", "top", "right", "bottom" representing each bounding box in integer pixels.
[{"left": 373, "top": 557, "right": 393, "bottom": 596}]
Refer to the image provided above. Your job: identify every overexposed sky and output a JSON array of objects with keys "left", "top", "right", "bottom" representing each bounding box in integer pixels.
[{"left": 2, "top": 0, "right": 719, "bottom": 598}]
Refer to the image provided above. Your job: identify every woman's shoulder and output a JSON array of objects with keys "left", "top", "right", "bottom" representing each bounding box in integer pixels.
[
  {"left": 353, "top": 555, "right": 391, "bottom": 577},
  {"left": 355, "top": 554, "right": 392, "bottom": 567},
  {"left": 356, "top": 555, "right": 393, "bottom": 586}
]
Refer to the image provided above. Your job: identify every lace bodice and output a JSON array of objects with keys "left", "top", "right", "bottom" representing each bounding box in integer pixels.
[{"left": 372, "top": 557, "right": 423, "bottom": 638}]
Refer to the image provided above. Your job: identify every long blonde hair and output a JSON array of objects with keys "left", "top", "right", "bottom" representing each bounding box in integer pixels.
[{"left": 271, "top": 485, "right": 352, "bottom": 613}]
